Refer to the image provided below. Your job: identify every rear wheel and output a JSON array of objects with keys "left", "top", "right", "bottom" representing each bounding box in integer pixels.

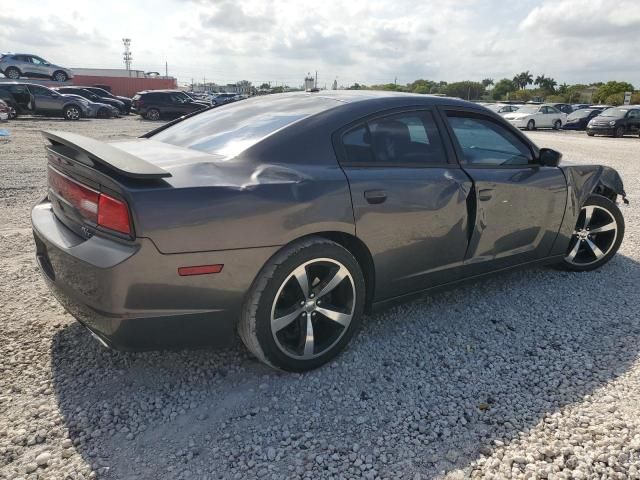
[
  {"left": 559, "top": 195, "right": 624, "bottom": 272},
  {"left": 4, "top": 67, "right": 20, "bottom": 79},
  {"left": 7, "top": 104, "right": 17, "bottom": 119},
  {"left": 239, "top": 237, "right": 366, "bottom": 372},
  {"left": 587, "top": 131, "right": 595, "bottom": 137},
  {"left": 526, "top": 120, "right": 535, "bottom": 131},
  {"left": 145, "top": 108, "right": 160, "bottom": 121},
  {"left": 553, "top": 120, "right": 562, "bottom": 130},
  {"left": 614, "top": 126, "right": 625, "bottom": 138},
  {"left": 63, "top": 104, "right": 81, "bottom": 121}
]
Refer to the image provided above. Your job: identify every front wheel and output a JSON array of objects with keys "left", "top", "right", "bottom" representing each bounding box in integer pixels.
[
  {"left": 553, "top": 120, "right": 562, "bottom": 130},
  {"left": 239, "top": 237, "right": 366, "bottom": 372},
  {"left": 145, "top": 108, "right": 160, "bottom": 121},
  {"left": 587, "top": 131, "right": 595, "bottom": 137},
  {"left": 614, "top": 126, "right": 625, "bottom": 138},
  {"left": 526, "top": 120, "right": 535, "bottom": 131},
  {"left": 559, "top": 195, "right": 624, "bottom": 272},
  {"left": 52, "top": 71, "right": 68, "bottom": 82},
  {"left": 63, "top": 104, "right": 81, "bottom": 121}
]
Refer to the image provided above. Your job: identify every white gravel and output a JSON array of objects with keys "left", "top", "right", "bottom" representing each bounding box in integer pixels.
[{"left": 1, "top": 117, "right": 639, "bottom": 479}]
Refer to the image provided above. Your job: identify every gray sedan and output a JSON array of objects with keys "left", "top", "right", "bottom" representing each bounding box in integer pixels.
[{"left": 32, "top": 92, "right": 627, "bottom": 371}]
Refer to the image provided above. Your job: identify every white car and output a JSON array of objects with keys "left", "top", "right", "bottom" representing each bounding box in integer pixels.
[
  {"left": 484, "top": 103, "right": 521, "bottom": 116},
  {"left": 503, "top": 104, "right": 567, "bottom": 130}
]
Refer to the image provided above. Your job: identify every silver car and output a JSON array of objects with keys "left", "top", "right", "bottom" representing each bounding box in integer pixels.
[{"left": 0, "top": 53, "right": 73, "bottom": 82}]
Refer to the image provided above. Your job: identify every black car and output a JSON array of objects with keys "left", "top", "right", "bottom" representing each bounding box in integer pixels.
[
  {"left": 80, "top": 87, "right": 132, "bottom": 114},
  {"left": 0, "top": 82, "right": 90, "bottom": 120},
  {"left": 562, "top": 108, "right": 603, "bottom": 130},
  {"left": 587, "top": 107, "right": 640, "bottom": 137},
  {"left": 55, "top": 87, "right": 125, "bottom": 113},
  {"left": 551, "top": 103, "right": 573, "bottom": 115},
  {"left": 131, "top": 90, "right": 209, "bottom": 120},
  {"left": 32, "top": 92, "right": 626, "bottom": 371}
]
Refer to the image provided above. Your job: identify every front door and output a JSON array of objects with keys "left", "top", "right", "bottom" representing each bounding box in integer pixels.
[
  {"left": 336, "top": 109, "right": 473, "bottom": 300},
  {"left": 442, "top": 109, "right": 567, "bottom": 273},
  {"left": 27, "top": 85, "right": 60, "bottom": 113}
]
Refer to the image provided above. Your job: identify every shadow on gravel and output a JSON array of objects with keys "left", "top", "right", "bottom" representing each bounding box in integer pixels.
[{"left": 50, "top": 255, "right": 640, "bottom": 478}]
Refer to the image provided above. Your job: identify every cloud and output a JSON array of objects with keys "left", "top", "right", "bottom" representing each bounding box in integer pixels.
[{"left": 198, "top": 0, "right": 274, "bottom": 32}]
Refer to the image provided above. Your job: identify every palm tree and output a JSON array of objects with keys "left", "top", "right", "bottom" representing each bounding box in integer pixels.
[
  {"left": 513, "top": 71, "right": 533, "bottom": 90},
  {"left": 482, "top": 78, "right": 494, "bottom": 88},
  {"left": 534, "top": 74, "right": 547, "bottom": 87}
]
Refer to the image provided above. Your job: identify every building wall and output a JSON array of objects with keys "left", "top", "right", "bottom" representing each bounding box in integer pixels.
[{"left": 71, "top": 75, "right": 177, "bottom": 97}]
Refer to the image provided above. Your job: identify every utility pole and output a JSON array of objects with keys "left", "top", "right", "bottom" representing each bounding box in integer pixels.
[
  {"left": 165, "top": 61, "right": 168, "bottom": 78},
  {"left": 315, "top": 71, "right": 318, "bottom": 89},
  {"left": 394, "top": 76, "right": 397, "bottom": 86},
  {"left": 122, "top": 38, "right": 132, "bottom": 72}
]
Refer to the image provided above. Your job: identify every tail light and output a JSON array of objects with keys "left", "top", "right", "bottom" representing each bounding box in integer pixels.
[{"left": 48, "top": 166, "right": 132, "bottom": 236}]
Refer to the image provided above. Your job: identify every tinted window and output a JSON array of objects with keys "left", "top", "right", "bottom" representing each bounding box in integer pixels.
[
  {"left": 152, "top": 95, "right": 340, "bottom": 158},
  {"left": 446, "top": 113, "right": 532, "bottom": 166},
  {"left": 628, "top": 110, "right": 639, "bottom": 119},
  {"left": 342, "top": 111, "right": 446, "bottom": 166},
  {"left": 28, "top": 85, "right": 55, "bottom": 97}
]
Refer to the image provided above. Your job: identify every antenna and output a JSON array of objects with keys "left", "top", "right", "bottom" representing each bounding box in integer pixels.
[{"left": 122, "top": 38, "right": 132, "bottom": 71}]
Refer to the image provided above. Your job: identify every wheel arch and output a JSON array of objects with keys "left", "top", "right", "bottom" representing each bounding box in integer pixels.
[{"left": 52, "top": 69, "right": 67, "bottom": 79}]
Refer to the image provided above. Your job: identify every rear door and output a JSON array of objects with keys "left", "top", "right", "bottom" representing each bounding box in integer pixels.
[
  {"left": 336, "top": 108, "right": 473, "bottom": 299},
  {"left": 627, "top": 109, "right": 640, "bottom": 134},
  {"left": 441, "top": 108, "right": 567, "bottom": 273},
  {"left": 27, "top": 85, "right": 60, "bottom": 113}
]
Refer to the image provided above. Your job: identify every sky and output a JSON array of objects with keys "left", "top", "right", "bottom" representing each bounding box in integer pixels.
[{"left": 1, "top": 0, "right": 638, "bottom": 88}]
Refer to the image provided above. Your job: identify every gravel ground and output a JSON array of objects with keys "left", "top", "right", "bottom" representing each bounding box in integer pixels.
[{"left": 1, "top": 116, "right": 639, "bottom": 480}]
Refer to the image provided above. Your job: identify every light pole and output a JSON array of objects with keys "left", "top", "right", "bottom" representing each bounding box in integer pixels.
[{"left": 122, "top": 38, "right": 132, "bottom": 72}]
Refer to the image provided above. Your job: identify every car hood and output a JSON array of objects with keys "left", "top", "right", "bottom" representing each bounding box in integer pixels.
[{"left": 504, "top": 113, "right": 532, "bottom": 120}]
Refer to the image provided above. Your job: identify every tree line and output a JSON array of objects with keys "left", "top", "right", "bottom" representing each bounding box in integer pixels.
[{"left": 347, "top": 73, "right": 639, "bottom": 106}]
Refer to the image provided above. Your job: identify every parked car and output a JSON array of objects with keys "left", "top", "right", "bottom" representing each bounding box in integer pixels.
[
  {"left": 211, "top": 93, "right": 238, "bottom": 106},
  {"left": 571, "top": 104, "right": 592, "bottom": 110},
  {"left": 503, "top": 104, "right": 567, "bottom": 130},
  {"left": 131, "top": 90, "right": 209, "bottom": 120},
  {"left": 59, "top": 93, "right": 118, "bottom": 118},
  {"left": 484, "top": 103, "right": 520, "bottom": 116},
  {"left": 0, "top": 53, "right": 73, "bottom": 82},
  {"left": 80, "top": 87, "right": 132, "bottom": 114},
  {"left": 55, "top": 87, "right": 125, "bottom": 113},
  {"left": 587, "top": 107, "right": 640, "bottom": 137},
  {"left": 551, "top": 103, "right": 573, "bottom": 114},
  {"left": 0, "top": 82, "right": 89, "bottom": 120},
  {"left": 32, "top": 92, "right": 627, "bottom": 371},
  {"left": 0, "top": 99, "right": 9, "bottom": 121},
  {"left": 562, "top": 108, "right": 603, "bottom": 130}
]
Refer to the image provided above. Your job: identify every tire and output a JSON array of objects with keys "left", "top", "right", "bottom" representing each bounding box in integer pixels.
[
  {"left": 587, "top": 131, "right": 595, "bottom": 137},
  {"left": 7, "top": 105, "right": 18, "bottom": 119},
  {"left": 4, "top": 67, "right": 20, "bottom": 79},
  {"left": 614, "top": 126, "right": 624, "bottom": 138},
  {"left": 238, "top": 237, "right": 366, "bottom": 372},
  {"left": 553, "top": 120, "right": 562, "bottom": 130},
  {"left": 63, "top": 104, "right": 81, "bottom": 121},
  {"left": 526, "top": 120, "right": 535, "bottom": 131},
  {"left": 52, "top": 71, "right": 68, "bottom": 82},
  {"left": 145, "top": 108, "right": 160, "bottom": 121},
  {"left": 558, "top": 195, "right": 624, "bottom": 272}
]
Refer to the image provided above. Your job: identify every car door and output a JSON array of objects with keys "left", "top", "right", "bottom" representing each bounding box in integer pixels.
[
  {"left": 627, "top": 109, "right": 640, "bottom": 134},
  {"left": 169, "top": 92, "right": 192, "bottom": 115},
  {"left": 441, "top": 108, "right": 567, "bottom": 273},
  {"left": 336, "top": 108, "right": 473, "bottom": 299},
  {"left": 26, "top": 56, "right": 49, "bottom": 77},
  {"left": 27, "top": 85, "right": 60, "bottom": 113}
]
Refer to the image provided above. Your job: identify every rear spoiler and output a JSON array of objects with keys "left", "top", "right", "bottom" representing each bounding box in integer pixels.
[{"left": 41, "top": 130, "right": 171, "bottom": 179}]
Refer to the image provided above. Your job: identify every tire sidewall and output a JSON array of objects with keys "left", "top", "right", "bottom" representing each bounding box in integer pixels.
[
  {"left": 64, "top": 105, "right": 80, "bottom": 121},
  {"left": 251, "top": 241, "right": 366, "bottom": 372},
  {"left": 5, "top": 67, "right": 19, "bottom": 79},
  {"left": 527, "top": 120, "right": 535, "bottom": 130},
  {"left": 146, "top": 108, "right": 160, "bottom": 120},
  {"left": 53, "top": 71, "right": 68, "bottom": 82},
  {"left": 561, "top": 195, "right": 625, "bottom": 272}
]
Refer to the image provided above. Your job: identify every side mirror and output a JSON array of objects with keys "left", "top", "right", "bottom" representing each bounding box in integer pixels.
[{"left": 539, "top": 148, "right": 562, "bottom": 167}]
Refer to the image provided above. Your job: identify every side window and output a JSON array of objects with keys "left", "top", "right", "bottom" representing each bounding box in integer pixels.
[
  {"left": 169, "top": 93, "right": 186, "bottom": 104},
  {"left": 628, "top": 110, "right": 639, "bottom": 119},
  {"left": 29, "top": 86, "right": 55, "bottom": 97},
  {"left": 341, "top": 111, "right": 447, "bottom": 166},
  {"left": 446, "top": 113, "right": 533, "bottom": 167}
]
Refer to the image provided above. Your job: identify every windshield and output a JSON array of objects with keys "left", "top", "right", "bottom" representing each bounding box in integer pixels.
[
  {"left": 151, "top": 94, "right": 341, "bottom": 158},
  {"left": 568, "top": 109, "right": 595, "bottom": 119},
  {"left": 600, "top": 108, "right": 627, "bottom": 118},
  {"left": 515, "top": 106, "right": 539, "bottom": 114}
]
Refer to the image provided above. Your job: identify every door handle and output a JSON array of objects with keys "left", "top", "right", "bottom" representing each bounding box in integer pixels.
[
  {"left": 478, "top": 188, "right": 493, "bottom": 201},
  {"left": 364, "top": 190, "right": 387, "bottom": 204}
]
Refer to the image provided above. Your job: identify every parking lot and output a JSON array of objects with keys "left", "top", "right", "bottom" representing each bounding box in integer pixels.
[{"left": 1, "top": 117, "right": 639, "bottom": 479}]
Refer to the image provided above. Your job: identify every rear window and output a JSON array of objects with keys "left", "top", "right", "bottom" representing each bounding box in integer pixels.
[{"left": 151, "top": 94, "right": 340, "bottom": 157}]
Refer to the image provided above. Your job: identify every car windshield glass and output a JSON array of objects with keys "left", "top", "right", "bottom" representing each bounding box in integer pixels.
[
  {"left": 568, "top": 109, "right": 593, "bottom": 119},
  {"left": 516, "top": 106, "right": 539, "bottom": 114},
  {"left": 600, "top": 108, "right": 627, "bottom": 118},
  {"left": 151, "top": 95, "right": 340, "bottom": 157}
]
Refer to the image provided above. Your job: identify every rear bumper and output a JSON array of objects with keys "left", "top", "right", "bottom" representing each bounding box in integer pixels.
[{"left": 32, "top": 199, "right": 278, "bottom": 350}]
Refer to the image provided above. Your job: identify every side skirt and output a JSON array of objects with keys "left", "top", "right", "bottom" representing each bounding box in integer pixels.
[{"left": 369, "top": 255, "right": 565, "bottom": 313}]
